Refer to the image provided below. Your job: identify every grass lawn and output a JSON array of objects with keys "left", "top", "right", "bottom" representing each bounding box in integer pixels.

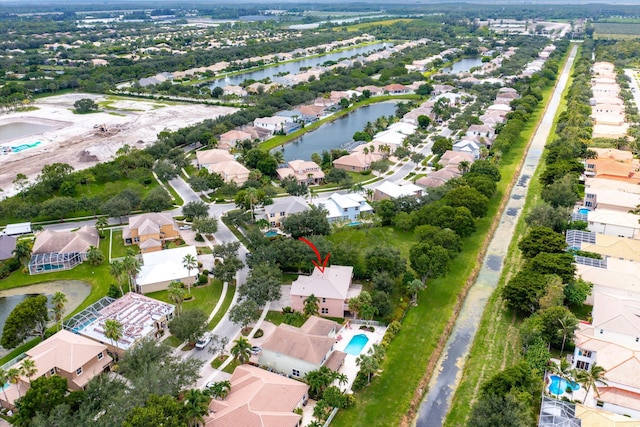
[
  {"left": 327, "top": 226, "right": 415, "bottom": 259},
  {"left": 110, "top": 229, "right": 137, "bottom": 259},
  {"left": 210, "top": 354, "right": 241, "bottom": 373},
  {"left": 265, "top": 310, "right": 306, "bottom": 327},
  {"left": 444, "top": 46, "right": 578, "bottom": 426},
  {"left": 147, "top": 279, "right": 224, "bottom": 316},
  {"left": 330, "top": 48, "right": 568, "bottom": 427},
  {"left": 207, "top": 284, "right": 235, "bottom": 330}
]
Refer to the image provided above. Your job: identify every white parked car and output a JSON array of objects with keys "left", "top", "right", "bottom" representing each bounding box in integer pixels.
[
  {"left": 195, "top": 334, "right": 211, "bottom": 349},
  {"left": 179, "top": 224, "right": 192, "bottom": 230}
]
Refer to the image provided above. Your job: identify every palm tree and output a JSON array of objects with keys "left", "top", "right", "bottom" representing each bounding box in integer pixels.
[
  {"left": 206, "top": 380, "right": 231, "bottom": 400},
  {"left": 334, "top": 372, "right": 348, "bottom": 389},
  {"left": 365, "top": 188, "right": 374, "bottom": 201},
  {"left": 51, "top": 291, "right": 68, "bottom": 331},
  {"left": 363, "top": 146, "right": 370, "bottom": 166},
  {"left": 0, "top": 368, "right": 11, "bottom": 409},
  {"left": 12, "top": 241, "right": 32, "bottom": 270},
  {"left": 122, "top": 254, "right": 141, "bottom": 293},
  {"left": 308, "top": 187, "right": 319, "bottom": 203},
  {"left": 109, "top": 260, "right": 126, "bottom": 297},
  {"left": 96, "top": 216, "right": 109, "bottom": 238},
  {"left": 303, "top": 294, "right": 320, "bottom": 317},
  {"left": 244, "top": 187, "right": 259, "bottom": 222},
  {"left": 7, "top": 367, "right": 22, "bottom": 398},
  {"left": 272, "top": 150, "right": 285, "bottom": 165},
  {"left": 356, "top": 353, "right": 378, "bottom": 384},
  {"left": 20, "top": 358, "right": 37, "bottom": 385},
  {"left": 168, "top": 281, "right": 186, "bottom": 316},
  {"left": 458, "top": 160, "right": 471, "bottom": 175},
  {"left": 304, "top": 366, "right": 336, "bottom": 399},
  {"left": 104, "top": 319, "right": 123, "bottom": 355},
  {"left": 87, "top": 246, "right": 105, "bottom": 266},
  {"left": 407, "top": 279, "right": 426, "bottom": 305},
  {"left": 182, "top": 254, "right": 198, "bottom": 296},
  {"left": 576, "top": 363, "right": 608, "bottom": 404},
  {"left": 183, "top": 388, "right": 211, "bottom": 427},
  {"left": 557, "top": 314, "right": 578, "bottom": 357},
  {"left": 230, "top": 337, "right": 252, "bottom": 364},
  {"left": 351, "top": 183, "right": 364, "bottom": 195}
]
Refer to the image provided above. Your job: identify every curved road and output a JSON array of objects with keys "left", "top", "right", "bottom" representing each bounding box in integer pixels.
[{"left": 415, "top": 43, "right": 579, "bottom": 427}]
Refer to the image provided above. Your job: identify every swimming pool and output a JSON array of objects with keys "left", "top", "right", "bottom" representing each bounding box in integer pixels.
[
  {"left": 348, "top": 221, "right": 363, "bottom": 227},
  {"left": 264, "top": 230, "right": 278, "bottom": 238},
  {"left": 548, "top": 375, "right": 580, "bottom": 395},
  {"left": 344, "top": 334, "right": 369, "bottom": 355},
  {"left": 578, "top": 208, "right": 590, "bottom": 215}
]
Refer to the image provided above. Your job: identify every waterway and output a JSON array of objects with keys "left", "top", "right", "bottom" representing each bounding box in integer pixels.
[
  {"left": 442, "top": 57, "right": 483, "bottom": 74},
  {"left": 415, "top": 44, "right": 578, "bottom": 427},
  {"left": 0, "top": 122, "right": 53, "bottom": 144},
  {"left": 208, "top": 42, "right": 390, "bottom": 89},
  {"left": 278, "top": 101, "right": 398, "bottom": 161},
  {"left": 0, "top": 280, "right": 92, "bottom": 339}
]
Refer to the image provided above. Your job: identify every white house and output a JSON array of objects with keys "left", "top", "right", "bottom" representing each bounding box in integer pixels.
[
  {"left": 253, "top": 116, "right": 289, "bottom": 134},
  {"left": 373, "top": 181, "right": 424, "bottom": 201},
  {"left": 314, "top": 193, "right": 373, "bottom": 223},
  {"left": 258, "top": 316, "right": 343, "bottom": 379},
  {"left": 572, "top": 291, "right": 640, "bottom": 419},
  {"left": 136, "top": 246, "right": 198, "bottom": 293},
  {"left": 587, "top": 210, "right": 640, "bottom": 239}
]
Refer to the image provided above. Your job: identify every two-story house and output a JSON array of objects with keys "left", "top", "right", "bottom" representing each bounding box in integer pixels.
[
  {"left": 253, "top": 116, "right": 289, "bottom": 134},
  {"left": 314, "top": 193, "right": 373, "bottom": 223},
  {"left": 258, "top": 316, "right": 342, "bottom": 379},
  {"left": 262, "top": 196, "right": 310, "bottom": 228},
  {"left": 276, "top": 160, "right": 325, "bottom": 184},
  {"left": 572, "top": 292, "right": 640, "bottom": 419},
  {"left": 123, "top": 212, "right": 178, "bottom": 253},
  {"left": 0, "top": 330, "right": 112, "bottom": 409},
  {"left": 290, "top": 265, "right": 360, "bottom": 318}
]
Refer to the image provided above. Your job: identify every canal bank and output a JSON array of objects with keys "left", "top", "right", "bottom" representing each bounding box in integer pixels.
[{"left": 414, "top": 44, "right": 579, "bottom": 427}]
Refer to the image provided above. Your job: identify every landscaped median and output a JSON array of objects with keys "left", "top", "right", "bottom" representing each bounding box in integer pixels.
[{"left": 330, "top": 49, "right": 570, "bottom": 427}]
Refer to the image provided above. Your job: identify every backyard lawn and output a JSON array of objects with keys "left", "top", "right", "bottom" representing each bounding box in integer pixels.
[
  {"left": 147, "top": 278, "right": 224, "bottom": 316},
  {"left": 110, "top": 229, "right": 137, "bottom": 259}
]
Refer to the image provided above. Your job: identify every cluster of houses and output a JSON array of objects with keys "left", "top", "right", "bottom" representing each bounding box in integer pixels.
[
  {"left": 0, "top": 292, "right": 175, "bottom": 410},
  {"left": 590, "top": 62, "right": 628, "bottom": 139},
  {"left": 560, "top": 147, "right": 640, "bottom": 420}
]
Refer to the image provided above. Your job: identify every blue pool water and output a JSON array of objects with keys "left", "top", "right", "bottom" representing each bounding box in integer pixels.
[
  {"left": 549, "top": 375, "right": 580, "bottom": 395},
  {"left": 348, "top": 221, "right": 363, "bottom": 227},
  {"left": 265, "top": 230, "right": 278, "bottom": 238},
  {"left": 578, "top": 208, "right": 590, "bottom": 215},
  {"left": 344, "top": 334, "right": 369, "bottom": 355},
  {"left": 11, "top": 141, "right": 41, "bottom": 152}
]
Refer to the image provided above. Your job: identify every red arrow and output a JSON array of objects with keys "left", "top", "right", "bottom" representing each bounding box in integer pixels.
[{"left": 298, "top": 237, "right": 330, "bottom": 273}]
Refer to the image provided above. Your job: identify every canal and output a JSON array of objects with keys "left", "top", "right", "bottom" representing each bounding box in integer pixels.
[
  {"left": 415, "top": 44, "right": 578, "bottom": 427},
  {"left": 208, "top": 42, "right": 390, "bottom": 89},
  {"left": 278, "top": 101, "right": 398, "bottom": 161}
]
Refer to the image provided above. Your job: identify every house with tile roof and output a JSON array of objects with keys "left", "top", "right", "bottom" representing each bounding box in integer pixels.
[
  {"left": 290, "top": 265, "right": 360, "bottom": 318},
  {"left": 209, "top": 160, "right": 251, "bottom": 186},
  {"left": 196, "top": 149, "right": 234, "bottom": 169},
  {"left": 258, "top": 316, "right": 343, "bottom": 379},
  {"left": 332, "top": 151, "right": 371, "bottom": 172},
  {"left": 586, "top": 209, "right": 640, "bottom": 240},
  {"left": 572, "top": 291, "right": 640, "bottom": 419},
  {"left": 276, "top": 160, "right": 325, "bottom": 184},
  {"left": 576, "top": 257, "right": 640, "bottom": 304},
  {"left": 122, "top": 212, "right": 178, "bottom": 253},
  {"left": 136, "top": 245, "right": 198, "bottom": 293},
  {"left": 204, "top": 364, "right": 308, "bottom": 427},
  {"left": 0, "top": 330, "right": 112, "bottom": 409},
  {"left": 28, "top": 226, "right": 99, "bottom": 274},
  {"left": 218, "top": 130, "right": 254, "bottom": 150},
  {"left": 262, "top": 196, "right": 309, "bottom": 228}
]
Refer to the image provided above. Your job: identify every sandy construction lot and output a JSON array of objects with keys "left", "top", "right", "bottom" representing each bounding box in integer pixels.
[{"left": 0, "top": 93, "right": 236, "bottom": 197}]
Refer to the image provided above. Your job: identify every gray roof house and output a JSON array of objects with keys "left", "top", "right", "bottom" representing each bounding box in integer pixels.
[
  {"left": 28, "top": 226, "right": 99, "bottom": 274},
  {"left": 262, "top": 196, "right": 310, "bottom": 228}
]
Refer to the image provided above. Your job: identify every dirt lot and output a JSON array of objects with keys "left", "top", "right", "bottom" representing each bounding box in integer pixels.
[{"left": 0, "top": 93, "right": 236, "bottom": 197}]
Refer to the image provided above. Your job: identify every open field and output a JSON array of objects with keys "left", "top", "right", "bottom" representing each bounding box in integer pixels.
[
  {"left": 593, "top": 22, "right": 640, "bottom": 38},
  {"left": 0, "top": 93, "right": 236, "bottom": 197},
  {"left": 343, "top": 19, "right": 415, "bottom": 31}
]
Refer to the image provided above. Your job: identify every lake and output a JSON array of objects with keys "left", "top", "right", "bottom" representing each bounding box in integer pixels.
[
  {"left": 442, "top": 57, "right": 484, "bottom": 74},
  {"left": 0, "top": 280, "right": 92, "bottom": 340},
  {"left": 0, "top": 122, "right": 53, "bottom": 144},
  {"left": 208, "top": 42, "right": 390, "bottom": 89},
  {"left": 279, "top": 101, "right": 398, "bottom": 161}
]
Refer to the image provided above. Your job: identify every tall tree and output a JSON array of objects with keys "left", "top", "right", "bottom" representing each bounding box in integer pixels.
[
  {"left": 104, "top": 318, "right": 123, "bottom": 351},
  {"left": 229, "top": 299, "right": 260, "bottom": 330},
  {"left": 86, "top": 246, "right": 105, "bottom": 266},
  {"left": 110, "top": 260, "right": 126, "bottom": 297},
  {"left": 304, "top": 294, "right": 320, "bottom": 317},
  {"left": 12, "top": 241, "right": 32, "bottom": 270},
  {"left": 576, "top": 364, "right": 608, "bottom": 404},
  {"left": 168, "top": 309, "right": 207, "bottom": 345},
  {"left": 239, "top": 263, "right": 283, "bottom": 306},
  {"left": 230, "top": 337, "right": 252, "bottom": 364},
  {"left": 168, "top": 281, "right": 186, "bottom": 316},
  {"left": 182, "top": 254, "right": 198, "bottom": 296},
  {"left": 183, "top": 389, "right": 211, "bottom": 427},
  {"left": 123, "top": 254, "right": 141, "bottom": 293},
  {"left": 282, "top": 205, "right": 330, "bottom": 238},
  {"left": 182, "top": 201, "right": 209, "bottom": 220},
  {"left": 1, "top": 295, "right": 49, "bottom": 348},
  {"left": 409, "top": 243, "right": 449, "bottom": 284},
  {"left": 95, "top": 216, "right": 109, "bottom": 238},
  {"left": 0, "top": 368, "right": 10, "bottom": 409},
  {"left": 20, "top": 358, "right": 37, "bottom": 385},
  {"left": 51, "top": 291, "right": 68, "bottom": 331}
]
